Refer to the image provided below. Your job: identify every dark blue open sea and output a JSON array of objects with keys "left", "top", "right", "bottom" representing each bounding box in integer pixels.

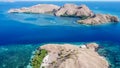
[{"left": 0, "top": 1, "right": 120, "bottom": 68}]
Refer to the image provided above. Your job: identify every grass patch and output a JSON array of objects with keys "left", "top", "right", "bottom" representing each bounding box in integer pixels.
[{"left": 30, "top": 49, "right": 48, "bottom": 68}]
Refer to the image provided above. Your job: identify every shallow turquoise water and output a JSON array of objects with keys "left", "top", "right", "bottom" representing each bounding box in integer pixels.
[
  {"left": 0, "top": 42, "right": 120, "bottom": 68},
  {"left": 0, "top": 44, "right": 40, "bottom": 68},
  {"left": 0, "top": 1, "right": 120, "bottom": 68},
  {"left": 98, "top": 42, "right": 120, "bottom": 68}
]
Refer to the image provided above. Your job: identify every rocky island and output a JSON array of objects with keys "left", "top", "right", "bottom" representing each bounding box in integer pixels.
[
  {"left": 29, "top": 43, "right": 109, "bottom": 68},
  {"left": 8, "top": 4, "right": 119, "bottom": 25}
]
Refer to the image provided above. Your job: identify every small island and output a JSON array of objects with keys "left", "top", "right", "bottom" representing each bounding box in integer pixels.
[
  {"left": 29, "top": 43, "right": 109, "bottom": 68},
  {"left": 8, "top": 4, "right": 119, "bottom": 25}
]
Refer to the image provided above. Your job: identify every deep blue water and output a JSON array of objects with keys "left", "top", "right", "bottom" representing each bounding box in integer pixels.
[{"left": 0, "top": 1, "right": 120, "bottom": 68}]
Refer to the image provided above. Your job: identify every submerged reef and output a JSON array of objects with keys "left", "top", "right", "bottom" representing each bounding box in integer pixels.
[
  {"left": 97, "top": 42, "right": 120, "bottom": 68},
  {"left": 8, "top": 4, "right": 119, "bottom": 25},
  {"left": 30, "top": 43, "right": 109, "bottom": 68}
]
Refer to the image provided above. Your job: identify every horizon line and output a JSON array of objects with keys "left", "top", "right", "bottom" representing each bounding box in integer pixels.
[{"left": 1, "top": 0, "right": 120, "bottom": 2}]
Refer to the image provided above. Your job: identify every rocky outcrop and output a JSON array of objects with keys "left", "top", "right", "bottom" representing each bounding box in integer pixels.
[
  {"left": 77, "top": 14, "right": 119, "bottom": 25},
  {"left": 31, "top": 43, "right": 109, "bottom": 68},
  {"left": 8, "top": 3, "right": 94, "bottom": 17},
  {"left": 8, "top": 4, "right": 60, "bottom": 14},
  {"left": 55, "top": 4, "right": 94, "bottom": 17},
  {"left": 8, "top": 4, "right": 119, "bottom": 25}
]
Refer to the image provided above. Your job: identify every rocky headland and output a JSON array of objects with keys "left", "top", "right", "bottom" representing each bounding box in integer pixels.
[
  {"left": 78, "top": 14, "right": 119, "bottom": 25},
  {"left": 8, "top": 4, "right": 60, "bottom": 14},
  {"left": 8, "top": 4, "right": 119, "bottom": 25},
  {"left": 30, "top": 43, "right": 109, "bottom": 68}
]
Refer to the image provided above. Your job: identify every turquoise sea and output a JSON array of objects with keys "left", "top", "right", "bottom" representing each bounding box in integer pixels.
[{"left": 0, "top": 1, "right": 120, "bottom": 68}]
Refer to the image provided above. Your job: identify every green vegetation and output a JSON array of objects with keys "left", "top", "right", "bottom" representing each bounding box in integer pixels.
[
  {"left": 61, "top": 14, "right": 89, "bottom": 20},
  {"left": 61, "top": 14, "right": 77, "bottom": 17},
  {"left": 30, "top": 49, "right": 48, "bottom": 68},
  {"left": 80, "top": 15, "right": 89, "bottom": 20}
]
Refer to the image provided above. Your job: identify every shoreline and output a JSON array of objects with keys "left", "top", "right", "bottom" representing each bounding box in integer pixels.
[
  {"left": 29, "top": 43, "right": 109, "bottom": 68},
  {"left": 0, "top": 41, "right": 120, "bottom": 68}
]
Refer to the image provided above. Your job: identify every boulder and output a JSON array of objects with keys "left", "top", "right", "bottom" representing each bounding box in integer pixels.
[{"left": 86, "top": 43, "right": 99, "bottom": 51}]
